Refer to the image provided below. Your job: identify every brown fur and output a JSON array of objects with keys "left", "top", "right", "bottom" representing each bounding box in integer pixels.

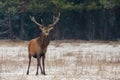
[
  {"left": 27, "top": 13, "right": 60, "bottom": 75},
  {"left": 27, "top": 32, "right": 50, "bottom": 75},
  {"left": 28, "top": 32, "right": 50, "bottom": 57}
]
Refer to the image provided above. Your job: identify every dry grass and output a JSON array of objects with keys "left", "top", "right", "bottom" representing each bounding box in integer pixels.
[
  {"left": 0, "top": 40, "right": 28, "bottom": 46},
  {"left": 0, "top": 40, "right": 120, "bottom": 80}
]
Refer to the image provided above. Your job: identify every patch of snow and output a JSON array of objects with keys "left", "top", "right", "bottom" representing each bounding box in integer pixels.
[{"left": 0, "top": 41, "right": 120, "bottom": 80}]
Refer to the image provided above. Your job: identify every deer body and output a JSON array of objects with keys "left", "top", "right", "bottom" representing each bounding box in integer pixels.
[
  {"left": 28, "top": 33, "right": 50, "bottom": 58},
  {"left": 26, "top": 13, "right": 60, "bottom": 75}
]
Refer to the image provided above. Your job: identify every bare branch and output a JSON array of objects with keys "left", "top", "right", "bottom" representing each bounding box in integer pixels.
[{"left": 0, "top": 30, "right": 9, "bottom": 35}]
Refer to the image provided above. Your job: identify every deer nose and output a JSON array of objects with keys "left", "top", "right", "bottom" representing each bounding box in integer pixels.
[{"left": 46, "top": 31, "right": 48, "bottom": 33}]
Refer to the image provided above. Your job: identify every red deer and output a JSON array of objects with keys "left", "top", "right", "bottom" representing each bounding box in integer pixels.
[{"left": 26, "top": 13, "right": 60, "bottom": 75}]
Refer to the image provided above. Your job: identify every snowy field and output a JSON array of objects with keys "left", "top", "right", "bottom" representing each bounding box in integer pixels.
[{"left": 0, "top": 40, "right": 120, "bottom": 80}]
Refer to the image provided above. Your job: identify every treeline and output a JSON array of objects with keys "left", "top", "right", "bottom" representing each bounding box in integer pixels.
[{"left": 0, "top": 0, "right": 120, "bottom": 40}]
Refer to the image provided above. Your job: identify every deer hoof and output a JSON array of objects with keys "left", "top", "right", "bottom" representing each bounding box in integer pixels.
[
  {"left": 26, "top": 71, "right": 29, "bottom": 75},
  {"left": 42, "top": 72, "right": 46, "bottom": 75},
  {"left": 36, "top": 72, "right": 38, "bottom": 76}
]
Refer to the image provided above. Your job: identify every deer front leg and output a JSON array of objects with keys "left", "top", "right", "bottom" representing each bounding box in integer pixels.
[
  {"left": 36, "top": 55, "right": 40, "bottom": 75},
  {"left": 26, "top": 55, "right": 31, "bottom": 75},
  {"left": 40, "top": 56, "right": 43, "bottom": 74},
  {"left": 42, "top": 55, "right": 46, "bottom": 75}
]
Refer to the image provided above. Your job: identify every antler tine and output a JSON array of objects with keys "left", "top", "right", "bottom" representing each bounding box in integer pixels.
[
  {"left": 53, "top": 12, "right": 60, "bottom": 21},
  {"left": 48, "top": 12, "right": 60, "bottom": 27},
  {"left": 41, "top": 19, "right": 44, "bottom": 24},
  {"left": 30, "top": 16, "right": 43, "bottom": 27},
  {"left": 58, "top": 12, "right": 60, "bottom": 17}
]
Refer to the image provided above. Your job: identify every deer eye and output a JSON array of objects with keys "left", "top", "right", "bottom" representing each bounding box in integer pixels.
[{"left": 41, "top": 26, "right": 44, "bottom": 29}]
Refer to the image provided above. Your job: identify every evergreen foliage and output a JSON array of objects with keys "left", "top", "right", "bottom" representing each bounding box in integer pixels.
[{"left": 0, "top": 0, "right": 120, "bottom": 40}]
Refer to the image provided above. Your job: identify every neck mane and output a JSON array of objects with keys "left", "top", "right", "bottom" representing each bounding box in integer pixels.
[{"left": 37, "top": 32, "right": 50, "bottom": 49}]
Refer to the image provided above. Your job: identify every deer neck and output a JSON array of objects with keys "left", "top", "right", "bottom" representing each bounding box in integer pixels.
[
  {"left": 40, "top": 32, "right": 50, "bottom": 39},
  {"left": 38, "top": 32, "right": 50, "bottom": 49}
]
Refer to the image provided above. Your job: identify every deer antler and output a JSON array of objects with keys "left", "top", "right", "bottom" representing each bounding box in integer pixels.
[
  {"left": 30, "top": 16, "right": 43, "bottom": 27},
  {"left": 48, "top": 12, "right": 60, "bottom": 27}
]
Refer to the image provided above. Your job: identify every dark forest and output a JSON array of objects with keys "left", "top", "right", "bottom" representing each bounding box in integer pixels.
[{"left": 0, "top": 0, "right": 120, "bottom": 40}]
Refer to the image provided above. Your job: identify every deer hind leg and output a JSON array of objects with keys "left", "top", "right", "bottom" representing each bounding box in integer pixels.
[
  {"left": 42, "top": 55, "right": 46, "bottom": 75},
  {"left": 27, "top": 54, "right": 31, "bottom": 75}
]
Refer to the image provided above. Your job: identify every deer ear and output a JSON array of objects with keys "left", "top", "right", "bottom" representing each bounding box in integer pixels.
[{"left": 39, "top": 26, "right": 44, "bottom": 30}]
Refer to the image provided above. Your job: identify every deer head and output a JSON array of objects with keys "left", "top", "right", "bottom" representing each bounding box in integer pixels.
[{"left": 30, "top": 13, "right": 60, "bottom": 36}]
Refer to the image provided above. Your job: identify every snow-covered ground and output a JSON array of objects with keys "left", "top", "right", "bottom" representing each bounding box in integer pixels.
[{"left": 0, "top": 40, "right": 120, "bottom": 80}]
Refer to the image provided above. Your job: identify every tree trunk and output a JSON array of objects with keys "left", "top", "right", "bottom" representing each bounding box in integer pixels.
[
  {"left": 8, "top": 11, "right": 13, "bottom": 40},
  {"left": 109, "top": 9, "right": 115, "bottom": 40},
  {"left": 104, "top": 9, "right": 109, "bottom": 40},
  {"left": 54, "top": 25, "right": 60, "bottom": 40},
  {"left": 20, "top": 12, "right": 26, "bottom": 40}
]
